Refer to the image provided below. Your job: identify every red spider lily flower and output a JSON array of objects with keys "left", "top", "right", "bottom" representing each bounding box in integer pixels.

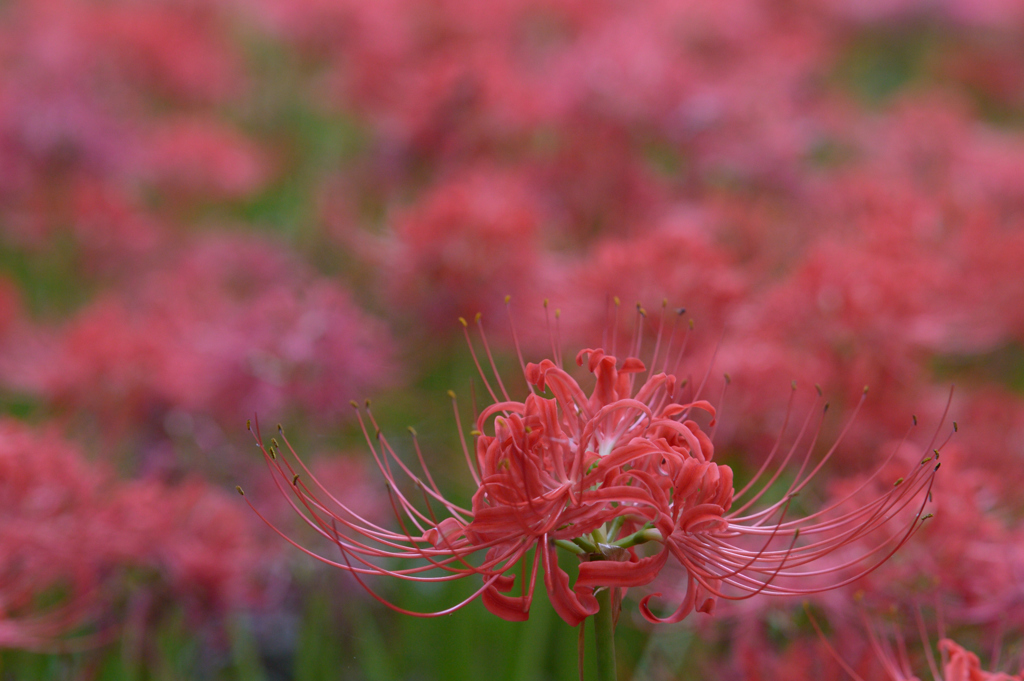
[
  {"left": 0, "top": 419, "right": 118, "bottom": 651},
  {"left": 244, "top": 305, "right": 942, "bottom": 628},
  {"left": 809, "top": 604, "right": 1024, "bottom": 681},
  {"left": 940, "top": 640, "right": 1023, "bottom": 681}
]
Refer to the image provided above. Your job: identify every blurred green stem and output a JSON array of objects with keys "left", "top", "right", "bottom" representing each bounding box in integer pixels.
[{"left": 594, "top": 588, "right": 617, "bottom": 681}]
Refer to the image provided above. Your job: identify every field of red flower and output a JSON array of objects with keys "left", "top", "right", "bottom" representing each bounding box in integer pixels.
[{"left": 2, "top": 0, "right": 1024, "bottom": 679}]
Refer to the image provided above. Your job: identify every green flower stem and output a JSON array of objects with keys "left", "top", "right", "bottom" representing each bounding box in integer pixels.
[
  {"left": 593, "top": 588, "right": 617, "bottom": 681},
  {"left": 611, "top": 523, "right": 659, "bottom": 549},
  {"left": 573, "top": 535, "right": 599, "bottom": 554},
  {"left": 554, "top": 539, "right": 586, "bottom": 555},
  {"left": 607, "top": 515, "right": 625, "bottom": 542}
]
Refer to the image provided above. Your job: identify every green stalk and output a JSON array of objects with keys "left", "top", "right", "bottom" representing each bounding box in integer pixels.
[{"left": 593, "top": 588, "right": 617, "bottom": 681}]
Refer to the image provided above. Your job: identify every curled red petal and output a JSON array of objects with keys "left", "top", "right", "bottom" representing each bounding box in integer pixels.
[
  {"left": 575, "top": 546, "right": 669, "bottom": 589},
  {"left": 639, "top": 575, "right": 697, "bottom": 624},
  {"left": 524, "top": 362, "right": 545, "bottom": 390},
  {"left": 423, "top": 517, "right": 469, "bottom": 547},
  {"left": 481, "top": 580, "right": 531, "bottom": 622},
  {"left": 541, "top": 537, "right": 598, "bottom": 627},
  {"left": 677, "top": 503, "right": 726, "bottom": 533},
  {"left": 619, "top": 358, "right": 646, "bottom": 374},
  {"left": 590, "top": 354, "right": 620, "bottom": 408}
]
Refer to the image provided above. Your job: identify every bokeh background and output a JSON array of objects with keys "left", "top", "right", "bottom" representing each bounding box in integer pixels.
[{"left": 2, "top": 0, "right": 1024, "bottom": 679}]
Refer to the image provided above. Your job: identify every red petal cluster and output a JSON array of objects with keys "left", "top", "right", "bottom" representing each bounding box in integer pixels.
[{"left": 252, "top": 316, "right": 941, "bottom": 627}]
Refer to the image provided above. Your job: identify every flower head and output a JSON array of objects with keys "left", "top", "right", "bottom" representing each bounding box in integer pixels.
[
  {"left": 246, "top": 305, "right": 942, "bottom": 627},
  {"left": 808, "top": 604, "right": 1024, "bottom": 681}
]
